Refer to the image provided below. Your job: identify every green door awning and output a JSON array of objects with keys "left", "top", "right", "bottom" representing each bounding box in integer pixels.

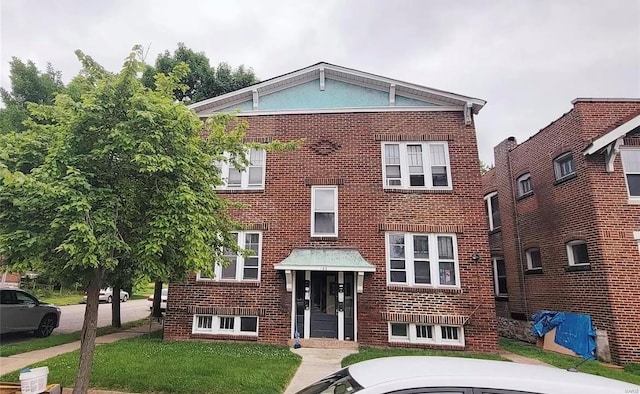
[{"left": 274, "top": 248, "right": 376, "bottom": 272}]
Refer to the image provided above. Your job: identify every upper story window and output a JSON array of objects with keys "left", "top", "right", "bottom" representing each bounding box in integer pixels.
[
  {"left": 381, "top": 142, "right": 452, "bottom": 190},
  {"left": 554, "top": 152, "right": 575, "bottom": 181},
  {"left": 526, "top": 248, "right": 542, "bottom": 270},
  {"left": 621, "top": 149, "right": 640, "bottom": 200},
  {"left": 484, "top": 192, "right": 501, "bottom": 231},
  {"left": 198, "top": 231, "right": 262, "bottom": 281},
  {"left": 493, "top": 258, "right": 508, "bottom": 296},
  {"left": 566, "top": 240, "right": 589, "bottom": 266},
  {"left": 517, "top": 173, "right": 533, "bottom": 197},
  {"left": 311, "top": 186, "right": 338, "bottom": 237},
  {"left": 386, "top": 233, "right": 459, "bottom": 288},
  {"left": 215, "top": 148, "right": 266, "bottom": 190}
]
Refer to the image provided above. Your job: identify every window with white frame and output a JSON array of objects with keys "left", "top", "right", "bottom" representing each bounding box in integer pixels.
[
  {"left": 493, "top": 258, "right": 508, "bottom": 296},
  {"left": 635, "top": 231, "right": 640, "bottom": 254},
  {"left": 388, "top": 322, "right": 464, "bottom": 346},
  {"left": 192, "top": 315, "right": 258, "bottom": 336},
  {"left": 517, "top": 173, "right": 533, "bottom": 197},
  {"left": 554, "top": 152, "right": 575, "bottom": 181},
  {"left": 381, "top": 142, "right": 452, "bottom": 190},
  {"left": 566, "top": 240, "right": 589, "bottom": 266},
  {"left": 311, "top": 186, "right": 338, "bottom": 237},
  {"left": 198, "top": 231, "right": 261, "bottom": 281},
  {"left": 484, "top": 192, "right": 501, "bottom": 231},
  {"left": 215, "top": 148, "right": 266, "bottom": 190},
  {"left": 386, "top": 233, "right": 459, "bottom": 287},
  {"left": 526, "top": 248, "right": 542, "bottom": 270},
  {"left": 621, "top": 149, "right": 640, "bottom": 199}
]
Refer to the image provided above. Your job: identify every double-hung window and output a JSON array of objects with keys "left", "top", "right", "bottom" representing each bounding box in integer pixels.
[
  {"left": 199, "top": 231, "right": 262, "bottom": 281},
  {"left": 311, "top": 186, "right": 338, "bottom": 237},
  {"left": 386, "top": 233, "right": 459, "bottom": 287},
  {"left": 517, "top": 173, "right": 533, "bottom": 197},
  {"left": 215, "top": 148, "right": 266, "bottom": 190},
  {"left": 554, "top": 152, "right": 575, "bottom": 181},
  {"left": 484, "top": 192, "right": 501, "bottom": 231},
  {"left": 382, "top": 142, "right": 452, "bottom": 190},
  {"left": 192, "top": 315, "right": 259, "bottom": 336},
  {"left": 621, "top": 149, "right": 640, "bottom": 200}
]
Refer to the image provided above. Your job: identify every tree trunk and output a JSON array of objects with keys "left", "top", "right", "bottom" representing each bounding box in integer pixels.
[
  {"left": 111, "top": 278, "right": 122, "bottom": 328},
  {"left": 151, "top": 280, "right": 163, "bottom": 318},
  {"left": 73, "top": 268, "right": 104, "bottom": 394}
]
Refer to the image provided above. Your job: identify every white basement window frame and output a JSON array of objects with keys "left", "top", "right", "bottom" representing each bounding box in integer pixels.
[
  {"left": 197, "top": 231, "right": 262, "bottom": 281},
  {"left": 484, "top": 192, "right": 501, "bottom": 231},
  {"left": 388, "top": 322, "right": 464, "bottom": 347},
  {"left": 385, "top": 233, "right": 460, "bottom": 288},
  {"left": 192, "top": 315, "right": 259, "bottom": 336},
  {"left": 381, "top": 142, "right": 452, "bottom": 190},
  {"left": 311, "top": 186, "right": 338, "bottom": 237},
  {"left": 214, "top": 148, "right": 266, "bottom": 190},
  {"left": 620, "top": 148, "right": 640, "bottom": 202}
]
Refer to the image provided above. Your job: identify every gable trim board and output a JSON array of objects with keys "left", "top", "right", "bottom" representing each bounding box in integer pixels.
[
  {"left": 189, "top": 62, "right": 486, "bottom": 116},
  {"left": 205, "top": 105, "right": 466, "bottom": 118}
]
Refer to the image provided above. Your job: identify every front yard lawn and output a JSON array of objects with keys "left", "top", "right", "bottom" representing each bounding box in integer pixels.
[
  {"left": 0, "top": 319, "right": 148, "bottom": 357},
  {"left": 500, "top": 338, "right": 640, "bottom": 385},
  {"left": 1, "top": 334, "right": 301, "bottom": 394},
  {"left": 342, "top": 346, "right": 508, "bottom": 367}
]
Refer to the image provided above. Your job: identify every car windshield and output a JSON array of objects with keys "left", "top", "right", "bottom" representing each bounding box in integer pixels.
[{"left": 296, "top": 368, "right": 362, "bottom": 394}]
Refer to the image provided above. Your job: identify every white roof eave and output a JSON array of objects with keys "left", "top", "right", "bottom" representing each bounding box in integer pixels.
[{"left": 583, "top": 113, "right": 640, "bottom": 155}]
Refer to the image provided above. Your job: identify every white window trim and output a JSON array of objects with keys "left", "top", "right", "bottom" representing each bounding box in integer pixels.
[
  {"left": 635, "top": 231, "right": 640, "bottom": 254},
  {"left": 385, "top": 233, "right": 461, "bottom": 288},
  {"left": 492, "top": 258, "right": 507, "bottom": 296},
  {"left": 525, "top": 248, "right": 542, "bottom": 270},
  {"left": 215, "top": 149, "right": 266, "bottom": 190},
  {"left": 388, "top": 322, "right": 465, "bottom": 347},
  {"left": 192, "top": 315, "right": 259, "bottom": 336},
  {"left": 620, "top": 148, "right": 640, "bottom": 202},
  {"left": 566, "top": 240, "right": 589, "bottom": 266},
  {"left": 197, "top": 231, "right": 262, "bottom": 282},
  {"left": 311, "top": 186, "right": 338, "bottom": 237},
  {"left": 381, "top": 142, "right": 453, "bottom": 190},
  {"left": 554, "top": 152, "right": 575, "bottom": 181},
  {"left": 517, "top": 173, "right": 532, "bottom": 197},
  {"left": 484, "top": 192, "right": 500, "bottom": 231}
]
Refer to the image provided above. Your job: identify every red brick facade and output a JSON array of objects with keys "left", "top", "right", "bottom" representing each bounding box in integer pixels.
[
  {"left": 164, "top": 110, "right": 498, "bottom": 353},
  {"left": 483, "top": 99, "right": 640, "bottom": 363}
]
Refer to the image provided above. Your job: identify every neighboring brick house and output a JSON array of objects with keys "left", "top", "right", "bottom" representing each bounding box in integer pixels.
[
  {"left": 482, "top": 98, "right": 640, "bottom": 364},
  {"left": 164, "top": 62, "right": 498, "bottom": 353}
]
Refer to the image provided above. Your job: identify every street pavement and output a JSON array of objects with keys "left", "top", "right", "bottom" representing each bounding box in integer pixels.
[{"left": 56, "top": 299, "right": 150, "bottom": 333}]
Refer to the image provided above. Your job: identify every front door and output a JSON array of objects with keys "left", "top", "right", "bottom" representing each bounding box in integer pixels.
[{"left": 310, "top": 272, "right": 337, "bottom": 338}]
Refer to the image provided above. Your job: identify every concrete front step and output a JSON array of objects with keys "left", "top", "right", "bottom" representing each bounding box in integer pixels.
[{"left": 288, "top": 338, "right": 359, "bottom": 350}]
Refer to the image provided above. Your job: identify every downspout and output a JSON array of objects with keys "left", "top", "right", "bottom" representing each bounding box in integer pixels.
[{"left": 506, "top": 140, "right": 530, "bottom": 318}]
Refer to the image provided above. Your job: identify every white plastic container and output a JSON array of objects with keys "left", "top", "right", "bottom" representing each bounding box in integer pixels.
[{"left": 19, "top": 366, "right": 49, "bottom": 394}]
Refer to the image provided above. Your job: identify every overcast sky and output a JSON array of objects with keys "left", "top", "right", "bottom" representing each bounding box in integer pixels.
[{"left": 1, "top": 0, "right": 639, "bottom": 163}]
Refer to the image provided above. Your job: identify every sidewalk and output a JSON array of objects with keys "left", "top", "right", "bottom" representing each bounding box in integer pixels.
[
  {"left": 284, "top": 347, "right": 358, "bottom": 394},
  {"left": 0, "top": 323, "right": 161, "bottom": 375}
]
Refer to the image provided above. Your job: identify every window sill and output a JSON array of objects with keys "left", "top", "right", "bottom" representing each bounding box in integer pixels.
[
  {"left": 488, "top": 228, "right": 501, "bottom": 235},
  {"left": 387, "top": 285, "right": 463, "bottom": 294},
  {"left": 524, "top": 268, "right": 543, "bottom": 275},
  {"left": 190, "top": 333, "right": 258, "bottom": 341},
  {"left": 553, "top": 173, "right": 577, "bottom": 186},
  {"left": 565, "top": 264, "right": 591, "bottom": 272},
  {"left": 627, "top": 198, "right": 640, "bottom": 205},
  {"left": 517, "top": 191, "right": 534, "bottom": 201},
  {"left": 383, "top": 188, "right": 453, "bottom": 194},
  {"left": 215, "top": 188, "right": 265, "bottom": 194},
  {"left": 195, "top": 280, "right": 260, "bottom": 287},
  {"left": 494, "top": 295, "right": 509, "bottom": 301},
  {"left": 310, "top": 236, "right": 338, "bottom": 241}
]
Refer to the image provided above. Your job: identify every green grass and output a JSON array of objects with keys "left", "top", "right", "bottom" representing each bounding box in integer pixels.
[
  {"left": 0, "top": 318, "right": 148, "bottom": 357},
  {"left": 499, "top": 338, "right": 640, "bottom": 385},
  {"left": 33, "top": 290, "right": 83, "bottom": 306},
  {"left": 0, "top": 336, "right": 301, "bottom": 394},
  {"left": 625, "top": 363, "right": 640, "bottom": 376},
  {"left": 342, "top": 346, "right": 508, "bottom": 367}
]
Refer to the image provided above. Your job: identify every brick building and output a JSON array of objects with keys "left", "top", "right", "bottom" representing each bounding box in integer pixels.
[
  {"left": 164, "top": 63, "right": 498, "bottom": 353},
  {"left": 483, "top": 98, "right": 640, "bottom": 363}
]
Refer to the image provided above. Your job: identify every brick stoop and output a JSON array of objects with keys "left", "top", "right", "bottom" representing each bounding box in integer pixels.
[{"left": 288, "top": 338, "right": 359, "bottom": 350}]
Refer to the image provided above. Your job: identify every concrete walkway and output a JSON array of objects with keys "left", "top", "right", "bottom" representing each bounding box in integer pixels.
[
  {"left": 284, "top": 348, "right": 358, "bottom": 394},
  {"left": 0, "top": 323, "right": 161, "bottom": 375},
  {"left": 500, "top": 351, "right": 555, "bottom": 367}
]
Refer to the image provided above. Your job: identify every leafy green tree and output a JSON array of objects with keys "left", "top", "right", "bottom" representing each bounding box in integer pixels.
[
  {"left": 142, "top": 42, "right": 258, "bottom": 102},
  {"left": 0, "top": 58, "right": 65, "bottom": 132},
  {"left": 0, "top": 46, "right": 289, "bottom": 393}
]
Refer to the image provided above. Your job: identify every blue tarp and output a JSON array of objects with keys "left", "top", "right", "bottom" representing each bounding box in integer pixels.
[{"left": 531, "top": 310, "right": 596, "bottom": 359}]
